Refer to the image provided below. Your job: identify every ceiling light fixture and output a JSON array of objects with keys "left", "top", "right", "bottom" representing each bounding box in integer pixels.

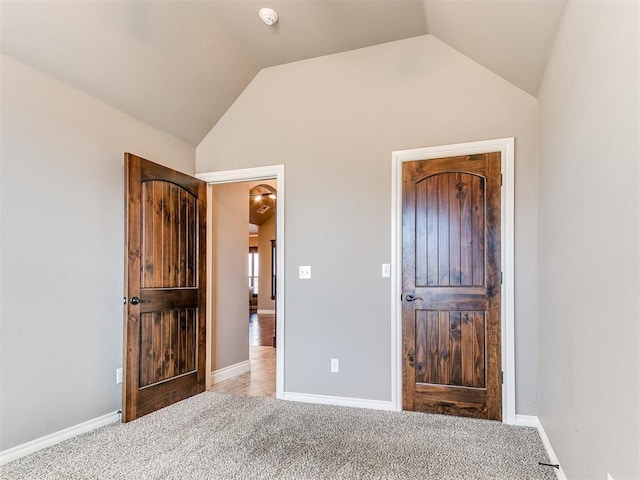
[{"left": 259, "top": 7, "right": 279, "bottom": 26}]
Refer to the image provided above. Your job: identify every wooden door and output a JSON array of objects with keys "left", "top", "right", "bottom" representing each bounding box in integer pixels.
[
  {"left": 402, "top": 152, "right": 501, "bottom": 420},
  {"left": 123, "top": 153, "right": 207, "bottom": 422}
]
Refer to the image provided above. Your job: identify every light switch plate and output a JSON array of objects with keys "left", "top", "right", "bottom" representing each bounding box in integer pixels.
[
  {"left": 299, "top": 266, "right": 311, "bottom": 279},
  {"left": 381, "top": 263, "right": 390, "bottom": 278}
]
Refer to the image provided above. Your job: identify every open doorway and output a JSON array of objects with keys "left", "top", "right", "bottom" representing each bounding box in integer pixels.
[
  {"left": 203, "top": 172, "right": 282, "bottom": 399},
  {"left": 246, "top": 183, "right": 277, "bottom": 396}
]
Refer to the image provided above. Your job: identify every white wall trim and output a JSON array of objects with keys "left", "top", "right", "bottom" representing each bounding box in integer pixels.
[
  {"left": 514, "top": 414, "right": 540, "bottom": 428},
  {"left": 196, "top": 164, "right": 286, "bottom": 400},
  {"left": 515, "top": 415, "right": 567, "bottom": 480},
  {"left": 197, "top": 165, "right": 279, "bottom": 184},
  {"left": 283, "top": 392, "right": 395, "bottom": 411},
  {"left": 390, "top": 138, "right": 516, "bottom": 423},
  {"left": 0, "top": 411, "right": 121, "bottom": 466},
  {"left": 211, "top": 359, "right": 251, "bottom": 384},
  {"left": 257, "top": 309, "right": 276, "bottom": 315}
]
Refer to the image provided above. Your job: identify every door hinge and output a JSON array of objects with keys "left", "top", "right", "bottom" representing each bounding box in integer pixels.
[
  {"left": 400, "top": 293, "right": 403, "bottom": 301},
  {"left": 500, "top": 272, "right": 503, "bottom": 284},
  {"left": 500, "top": 174, "right": 503, "bottom": 186},
  {"left": 500, "top": 371, "right": 504, "bottom": 384}
]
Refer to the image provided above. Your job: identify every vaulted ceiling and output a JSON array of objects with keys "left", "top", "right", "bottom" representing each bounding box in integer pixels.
[{"left": 1, "top": 1, "right": 566, "bottom": 146}]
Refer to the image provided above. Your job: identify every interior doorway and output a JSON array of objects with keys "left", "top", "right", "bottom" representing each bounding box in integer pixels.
[
  {"left": 197, "top": 165, "right": 285, "bottom": 400},
  {"left": 391, "top": 139, "right": 515, "bottom": 423},
  {"left": 401, "top": 152, "right": 502, "bottom": 420},
  {"left": 245, "top": 182, "right": 277, "bottom": 396}
]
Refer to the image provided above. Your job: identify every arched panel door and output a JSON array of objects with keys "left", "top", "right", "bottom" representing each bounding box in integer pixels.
[
  {"left": 402, "top": 153, "right": 501, "bottom": 420},
  {"left": 123, "top": 153, "right": 206, "bottom": 422}
]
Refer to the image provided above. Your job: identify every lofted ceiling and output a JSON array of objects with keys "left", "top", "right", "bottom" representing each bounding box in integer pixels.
[{"left": 1, "top": 0, "right": 566, "bottom": 146}]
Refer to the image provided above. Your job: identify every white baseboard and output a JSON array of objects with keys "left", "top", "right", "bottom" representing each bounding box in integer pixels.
[
  {"left": 514, "top": 414, "right": 540, "bottom": 428},
  {"left": 256, "top": 309, "right": 275, "bottom": 315},
  {"left": 515, "top": 415, "right": 567, "bottom": 480},
  {"left": 283, "top": 391, "right": 395, "bottom": 411},
  {"left": 211, "top": 359, "right": 251, "bottom": 384},
  {"left": 0, "top": 410, "right": 121, "bottom": 466}
]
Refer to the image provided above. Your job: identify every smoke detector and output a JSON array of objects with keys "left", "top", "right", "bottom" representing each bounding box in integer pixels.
[{"left": 259, "top": 7, "right": 279, "bottom": 26}]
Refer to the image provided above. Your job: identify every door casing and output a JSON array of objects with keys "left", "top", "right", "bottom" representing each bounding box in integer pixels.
[
  {"left": 196, "top": 165, "right": 285, "bottom": 399},
  {"left": 391, "top": 138, "right": 515, "bottom": 423}
]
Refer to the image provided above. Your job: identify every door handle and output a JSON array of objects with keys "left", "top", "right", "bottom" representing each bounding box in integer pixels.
[
  {"left": 405, "top": 294, "right": 423, "bottom": 302},
  {"left": 129, "top": 296, "right": 149, "bottom": 305},
  {"left": 407, "top": 352, "right": 415, "bottom": 367}
]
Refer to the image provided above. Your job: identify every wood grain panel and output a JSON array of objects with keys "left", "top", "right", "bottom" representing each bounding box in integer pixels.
[
  {"left": 425, "top": 311, "right": 439, "bottom": 383},
  {"left": 437, "top": 174, "right": 450, "bottom": 286},
  {"left": 449, "top": 311, "right": 462, "bottom": 385},
  {"left": 414, "top": 310, "right": 485, "bottom": 388},
  {"left": 178, "top": 190, "right": 188, "bottom": 287},
  {"left": 162, "top": 183, "right": 171, "bottom": 287},
  {"left": 185, "top": 309, "right": 196, "bottom": 372},
  {"left": 415, "top": 310, "right": 427, "bottom": 383},
  {"left": 472, "top": 311, "right": 486, "bottom": 388},
  {"left": 437, "top": 312, "right": 450, "bottom": 385},
  {"left": 168, "top": 184, "right": 178, "bottom": 287},
  {"left": 415, "top": 182, "right": 428, "bottom": 287},
  {"left": 461, "top": 312, "right": 474, "bottom": 387},
  {"left": 448, "top": 174, "right": 461, "bottom": 285},
  {"left": 416, "top": 172, "right": 485, "bottom": 288},
  {"left": 152, "top": 182, "right": 164, "bottom": 288},
  {"left": 185, "top": 189, "right": 196, "bottom": 286},
  {"left": 142, "top": 181, "right": 155, "bottom": 288},
  {"left": 140, "top": 181, "right": 197, "bottom": 289},
  {"left": 426, "top": 176, "right": 438, "bottom": 286},
  {"left": 414, "top": 383, "right": 487, "bottom": 419},
  {"left": 402, "top": 152, "right": 501, "bottom": 420},
  {"left": 139, "top": 308, "right": 197, "bottom": 388},
  {"left": 460, "top": 175, "right": 473, "bottom": 285},
  {"left": 471, "top": 175, "right": 485, "bottom": 286}
]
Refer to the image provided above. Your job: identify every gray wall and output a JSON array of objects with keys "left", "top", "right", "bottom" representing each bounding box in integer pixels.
[
  {"left": 538, "top": 2, "right": 640, "bottom": 479},
  {"left": 0, "top": 56, "right": 194, "bottom": 450},
  {"left": 211, "top": 181, "right": 252, "bottom": 370},
  {"left": 197, "top": 35, "right": 540, "bottom": 412}
]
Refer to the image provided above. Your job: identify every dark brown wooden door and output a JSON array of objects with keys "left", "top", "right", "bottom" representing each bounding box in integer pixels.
[
  {"left": 402, "top": 152, "right": 501, "bottom": 420},
  {"left": 123, "top": 153, "right": 207, "bottom": 422}
]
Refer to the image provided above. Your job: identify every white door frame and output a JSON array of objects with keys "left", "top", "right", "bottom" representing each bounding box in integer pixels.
[
  {"left": 390, "top": 138, "right": 515, "bottom": 424},
  {"left": 196, "top": 165, "right": 285, "bottom": 400}
]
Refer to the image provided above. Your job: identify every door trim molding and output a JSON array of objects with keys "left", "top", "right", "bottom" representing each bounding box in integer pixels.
[
  {"left": 196, "top": 165, "right": 285, "bottom": 400},
  {"left": 391, "top": 138, "right": 515, "bottom": 423}
]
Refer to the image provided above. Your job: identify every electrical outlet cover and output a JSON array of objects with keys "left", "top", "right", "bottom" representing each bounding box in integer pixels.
[{"left": 330, "top": 358, "right": 339, "bottom": 373}]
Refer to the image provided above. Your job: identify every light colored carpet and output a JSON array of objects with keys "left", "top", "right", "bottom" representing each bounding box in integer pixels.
[{"left": 2, "top": 392, "right": 556, "bottom": 479}]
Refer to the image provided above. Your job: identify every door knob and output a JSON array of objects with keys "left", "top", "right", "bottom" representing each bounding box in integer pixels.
[
  {"left": 129, "top": 296, "right": 149, "bottom": 305},
  {"left": 405, "top": 294, "right": 423, "bottom": 302}
]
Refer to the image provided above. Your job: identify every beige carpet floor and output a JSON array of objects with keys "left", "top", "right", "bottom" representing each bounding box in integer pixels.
[{"left": 2, "top": 392, "right": 556, "bottom": 479}]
